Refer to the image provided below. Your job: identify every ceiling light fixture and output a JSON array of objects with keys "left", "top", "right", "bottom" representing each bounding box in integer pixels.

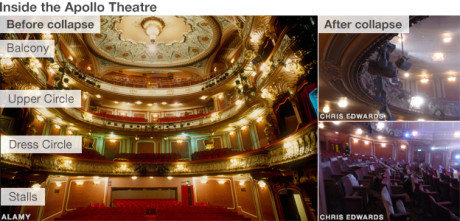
[
  {"left": 432, "top": 52, "right": 445, "bottom": 61},
  {"left": 318, "top": 122, "right": 325, "bottom": 129},
  {"left": 322, "top": 106, "right": 330, "bottom": 113},
  {"left": 404, "top": 72, "right": 410, "bottom": 78},
  {"left": 141, "top": 17, "right": 165, "bottom": 44},
  {"left": 337, "top": 98, "right": 348, "bottom": 108},
  {"left": 356, "top": 128, "right": 363, "bottom": 135},
  {"left": 448, "top": 76, "right": 457, "bottom": 82},
  {"left": 443, "top": 36, "right": 452, "bottom": 43}
]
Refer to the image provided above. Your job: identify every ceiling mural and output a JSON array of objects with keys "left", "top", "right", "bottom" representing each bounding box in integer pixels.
[{"left": 84, "top": 16, "right": 222, "bottom": 68}]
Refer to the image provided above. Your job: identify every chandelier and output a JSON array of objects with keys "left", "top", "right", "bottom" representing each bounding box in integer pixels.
[{"left": 141, "top": 17, "right": 165, "bottom": 44}]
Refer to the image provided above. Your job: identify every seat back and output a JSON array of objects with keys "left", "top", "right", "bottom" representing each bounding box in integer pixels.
[
  {"left": 381, "top": 186, "right": 394, "bottom": 220},
  {"left": 347, "top": 174, "right": 360, "bottom": 187},
  {"left": 428, "top": 195, "right": 452, "bottom": 221},
  {"left": 450, "top": 183, "right": 459, "bottom": 207}
]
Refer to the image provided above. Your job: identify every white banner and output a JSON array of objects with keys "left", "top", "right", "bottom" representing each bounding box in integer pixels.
[
  {"left": 1, "top": 135, "right": 82, "bottom": 154},
  {"left": 0, "top": 40, "right": 54, "bottom": 58},
  {"left": 0, "top": 16, "right": 100, "bottom": 33},
  {"left": 1, "top": 188, "right": 46, "bottom": 206},
  {"left": 0, "top": 90, "right": 81, "bottom": 108},
  {"left": 318, "top": 16, "right": 409, "bottom": 33}
]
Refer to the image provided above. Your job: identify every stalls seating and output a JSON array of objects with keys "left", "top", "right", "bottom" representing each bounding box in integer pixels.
[
  {"left": 381, "top": 186, "right": 410, "bottom": 221},
  {"left": 382, "top": 178, "right": 411, "bottom": 204},
  {"left": 336, "top": 175, "right": 367, "bottom": 214},
  {"left": 428, "top": 195, "right": 456, "bottom": 221}
]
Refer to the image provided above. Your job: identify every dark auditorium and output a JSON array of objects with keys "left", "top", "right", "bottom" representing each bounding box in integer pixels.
[{"left": 319, "top": 121, "right": 460, "bottom": 221}]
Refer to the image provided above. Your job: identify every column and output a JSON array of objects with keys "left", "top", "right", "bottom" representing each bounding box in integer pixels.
[
  {"left": 428, "top": 151, "right": 432, "bottom": 165},
  {"left": 95, "top": 136, "right": 104, "bottom": 155},
  {"left": 43, "top": 120, "right": 52, "bottom": 135},
  {"left": 212, "top": 94, "right": 220, "bottom": 111},
  {"left": 236, "top": 128, "right": 244, "bottom": 151},
  {"left": 190, "top": 137, "right": 197, "bottom": 153},
  {"left": 249, "top": 122, "right": 260, "bottom": 149},
  {"left": 60, "top": 125, "right": 67, "bottom": 135},
  {"left": 393, "top": 141, "right": 397, "bottom": 160},
  {"left": 371, "top": 141, "right": 375, "bottom": 156},
  {"left": 83, "top": 92, "right": 91, "bottom": 111}
]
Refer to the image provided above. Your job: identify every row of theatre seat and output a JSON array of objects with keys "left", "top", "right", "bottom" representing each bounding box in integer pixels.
[
  {"left": 321, "top": 150, "right": 459, "bottom": 221},
  {"left": 191, "top": 148, "right": 235, "bottom": 160},
  {"left": 93, "top": 112, "right": 148, "bottom": 123},
  {"left": 157, "top": 113, "right": 208, "bottom": 122},
  {"left": 57, "top": 199, "right": 249, "bottom": 220},
  {"left": 113, "top": 199, "right": 182, "bottom": 208},
  {"left": 59, "top": 148, "right": 105, "bottom": 160},
  {"left": 93, "top": 112, "right": 210, "bottom": 123},
  {"left": 55, "top": 207, "right": 145, "bottom": 220},
  {"left": 114, "top": 153, "right": 181, "bottom": 162}
]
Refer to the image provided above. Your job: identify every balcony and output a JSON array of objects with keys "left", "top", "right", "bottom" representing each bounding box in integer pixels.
[{"left": 1, "top": 121, "right": 317, "bottom": 176}]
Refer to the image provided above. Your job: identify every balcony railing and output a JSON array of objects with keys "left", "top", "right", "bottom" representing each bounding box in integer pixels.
[{"left": 1, "top": 121, "right": 317, "bottom": 175}]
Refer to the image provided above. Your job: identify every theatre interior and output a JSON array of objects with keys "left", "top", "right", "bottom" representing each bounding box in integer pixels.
[
  {"left": 0, "top": 16, "right": 318, "bottom": 220},
  {"left": 319, "top": 16, "right": 460, "bottom": 121},
  {"left": 319, "top": 121, "right": 460, "bottom": 221}
]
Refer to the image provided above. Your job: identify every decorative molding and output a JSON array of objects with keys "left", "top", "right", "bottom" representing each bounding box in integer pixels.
[{"left": 2, "top": 122, "right": 317, "bottom": 176}]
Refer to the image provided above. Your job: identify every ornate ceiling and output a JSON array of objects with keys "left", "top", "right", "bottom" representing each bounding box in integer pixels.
[{"left": 84, "top": 16, "right": 226, "bottom": 68}]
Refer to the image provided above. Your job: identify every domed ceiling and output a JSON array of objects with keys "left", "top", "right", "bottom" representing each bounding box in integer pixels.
[{"left": 84, "top": 16, "right": 224, "bottom": 68}]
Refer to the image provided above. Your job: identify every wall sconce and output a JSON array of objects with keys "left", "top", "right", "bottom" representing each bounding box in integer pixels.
[
  {"left": 36, "top": 115, "right": 44, "bottom": 122},
  {"left": 32, "top": 183, "right": 41, "bottom": 191},
  {"left": 239, "top": 181, "right": 245, "bottom": 186},
  {"left": 236, "top": 100, "right": 243, "bottom": 106},
  {"left": 401, "top": 145, "right": 407, "bottom": 150},
  {"left": 131, "top": 176, "right": 138, "bottom": 180},
  {"left": 167, "top": 176, "right": 173, "bottom": 180},
  {"left": 218, "top": 180, "right": 226, "bottom": 184},
  {"left": 55, "top": 182, "right": 62, "bottom": 187},
  {"left": 76, "top": 181, "right": 84, "bottom": 185},
  {"left": 1, "top": 57, "right": 14, "bottom": 69},
  {"left": 94, "top": 181, "right": 101, "bottom": 185},
  {"left": 258, "top": 180, "right": 266, "bottom": 188}
]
